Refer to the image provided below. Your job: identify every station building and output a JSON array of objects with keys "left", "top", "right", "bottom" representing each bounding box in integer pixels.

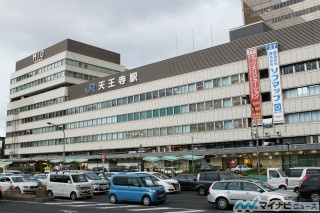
[{"left": 4, "top": 17, "right": 320, "bottom": 172}]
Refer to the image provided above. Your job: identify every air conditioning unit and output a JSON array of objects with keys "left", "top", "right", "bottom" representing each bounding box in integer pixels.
[
  {"left": 306, "top": 136, "right": 313, "bottom": 144},
  {"left": 313, "top": 136, "right": 319, "bottom": 143}
]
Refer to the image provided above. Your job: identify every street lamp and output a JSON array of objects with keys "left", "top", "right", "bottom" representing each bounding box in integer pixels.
[
  {"left": 191, "top": 136, "right": 194, "bottom": 175},
  {"left": 139, "top": 144, "right": 142, "bottom": 172},
  {"left": 242, "top": 95, "right": 260, "bottom": 175},
  {"left": 47, "top": 122, "right": 66, "bottom": 168},
  {"left": 286, "top": 142, "right": 291, "bottom": 167}
]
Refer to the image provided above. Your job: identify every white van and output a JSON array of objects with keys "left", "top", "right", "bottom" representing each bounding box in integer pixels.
[
  {"left": 46, "top": 171, "right": 93, "bottom": 200},
  {"left": 134, "top": 172, "right": 180, "bottom": 193},
  {"left": 286, "top": 167, "right": 320, "bottom": 192}
]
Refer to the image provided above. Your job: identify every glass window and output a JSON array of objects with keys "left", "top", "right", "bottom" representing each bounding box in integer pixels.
[
  {"left": 198, "top": 123, "right": 205, "bottom": 132},
  {"left": 232, "top": 97, "right": 241, "bottom": 106},
  {"left": 181, "top": 105, "right": 189, "bottom": 113},
  {"left": 153, "top": 109, "right": 159, "bottom": 117},
  {"left": 166, "top": 88, "right": 173, "bottom": 96},
  {"left": 297, "top": 87, "right": 308, "bottom": 97},
  {"left": 190, "top": 124, "right": 198, "bottom": 133},
  {"left": 167, "top": 126, "right": 174, "bottom": 135},
  {"left": 147, "top": 110, "right": 152, "bottom": 118},
  {"left": 214, "top": 99, "right": 222, "bottom": 109},
  {"left": 128, "top": 96, "right": 134, "bottom": 103},
  {"left": 233, "top": 119, "right": 243, "bottom": 129},
  {"left": 152, "top": 91, "right": 159, "bottom": 99},
  {"left": 153, "top": 128, "right": 160, "bottom": 136},
  {"left": 205, "top": 101, "right": 214, "bottom": 110},
  {"left": 134, "top": 95, "right": 140, "bottom": 102},
  {"left": 309, "top": 85, "right": 320, "bottom": 95},
  {"left": 231, "top": 75, "right": 239, "bottom": 85},
  {"left": 182, "top": 125, "right": 190, "bottom": 134},
  {"left": 287, "top": 113, "right": 299, "bottom": 123},
  {"left": 146, "top": 92, "right": 152, "bottom": 100},
  {"left": 300, "top": 112, "right": 310, "bottom": 123},
  {"left": 285, "top": 89, "right": 297, "bottom": 99},
  {"left": 160, "top": 127, "right": 167, "bottom": 136},
  {"left": 160, "top": 108, "right": 166, "bottom": 117},
  {"left": 295, "top": 63, "right": 305, "bottom": 72},
  {"left": 128, "top": 113, "right": 134, "bottom": 121},
  {"left": 312, "top": 111, "right": 320, "bottom": 121},
  {"left": 189, "top": 103, "right": 197, "bottom": 112},
  {"left": 140, "top": 111, "right": 146, "bottom": 119},
  {"left": 167, "top": 107, "right": 173, "bottom": 116},
  {"left": 147, "top": 129, "right": 153, "bottom": 137},
  {"left": 181, "top": 85, "right": 188, "bottom": 94},
  {"left": 159, "top": 89, "right": 166, "bottom": 97},
  {"left": 306, "top": 60, "right": 317, "bottom": 70},
  {"left": 188, "top": 83, "right": 196, "bottom": 92},
  {"left": 117, "top": 115, "right": 123, "bottom": 123},
  {"left": 222, "top": 76, "right": 231, "bottom": 86},
  {"left": 223, "top": 98, "right": 232, "bottom": 108},
  {"left": 224, "top": 120, "right": 233, "bottom": 130},
  {"left": 204, "top": 80, "right": 213, "bottom": 89},
  {"left": 123, "top": 114, "right": 128, "bottom": 122},
  {"left": 283, "top": 65, "right": 294, "bottom": 74},
  {"left": 134, "top": 112, "right": 140, "bottom": 120},
  {"left": 213, "top": 78, "right": 221, "bottom": 87},
  {"left": 196, "top": 82, "right": 203, "bottom": 91},
  {"left": 122, "top": 97, "right": 128, "bottom": 105},
  {"left": 174, "top": 126, "right": 182, "bottom": 134},
  {"left": 174, "top": 106, "right": 181, "bottom": 114},
  {"left": 173, "top": 86, "right": 181, "bottom": 95},
  {"left": 197, "top": 102, "right": 205, "bottom": 111},
  {"left": 207, "top": 122, "right": 214, "bottom": 131},
  {"left": 215, "top": 121, "right": 223, "bottom": 130}
]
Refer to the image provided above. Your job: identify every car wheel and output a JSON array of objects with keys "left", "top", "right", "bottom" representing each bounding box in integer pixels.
[
  {"left": 47, "top": 190, "right": 53, "bottom": 197},
  {"left": 234, "top": 170, "right": 239, "bottom": 173},
  {"left": 15, "top": 187, "right": 22, "bottom": 194},
  {"left": 142, "top": 195, "right": 151, "bottom": 206},
  {"left": 294, "top": 188, "right": 299, "bottom": 193},
  {"left": 310, "top": 192, "right": 320, "bottom": 202},
  {"left": 216, "top": 197, "right": 229, "bottom": 210},
  {"left": 70, "top": 192, "right": 77, "bottom": 200},
  {"left": 109, "top": 194, "right": 117, "bottom": 204},
  {"left": 198, "top": 187, "right": 207, "bottom": 196},
  {"left": 279, "top": 186, "right": 287, "bottom": 190}
]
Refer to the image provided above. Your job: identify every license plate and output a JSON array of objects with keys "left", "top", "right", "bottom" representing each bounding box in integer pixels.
[
  {"left": 81, "top": 193, "right": 86, "bottom": 197},
  {"left": 158, "top": 194, "right": 163, "bottom": 199}
]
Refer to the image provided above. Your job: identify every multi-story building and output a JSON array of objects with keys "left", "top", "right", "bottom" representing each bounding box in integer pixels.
[
  {"left": 5, "top": 16, "right": 320, "bottom": 172},
  {"left": 242, "top": 0, "right": 320, "bottom": 29}
]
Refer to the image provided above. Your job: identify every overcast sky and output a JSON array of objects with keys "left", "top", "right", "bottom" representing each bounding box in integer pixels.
[{"left": 0, "top": 0, "right": 243, "bottom": 137}]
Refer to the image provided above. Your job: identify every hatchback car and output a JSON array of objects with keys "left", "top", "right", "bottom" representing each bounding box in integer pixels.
[
  {"left": 173, "top": 174, "right": 197, "bottom": 190},
  {"left": 109, "top": 173, "right": 166, "bottom": 206},
  {"left": 298, "top": 174, "right": 320, "bottom": 202},
  {"left": 207, "top": 179, "right": 298, "bottom": 210}
]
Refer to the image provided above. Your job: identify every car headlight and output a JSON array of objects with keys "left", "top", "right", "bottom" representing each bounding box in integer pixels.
[
  {"left": 23, "top": 186, "right": 28, "bottom": 188},
  {"left": 149, "top": 189, "right": 156, "bottom": 193},
  {"left": 283, "top": 197, "right": 294, "bottom": 200},
  {"left": 93, "top": 183, "right": 98, "bottom": 185}
]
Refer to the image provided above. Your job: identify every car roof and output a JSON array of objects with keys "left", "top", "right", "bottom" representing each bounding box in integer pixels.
[
  {"left": 112, "top": 173, "right": 150, "bottom": 177},
  {"left": 218, "top": 179, "right": 260, "bottom": 183}
]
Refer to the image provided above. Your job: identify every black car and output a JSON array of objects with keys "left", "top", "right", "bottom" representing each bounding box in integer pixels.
[
  {"left": 298, "top": 174, "right": 320, "bottom": 202},
  {"left": 198, "top": 165, "right": 218, "bottom": 172},
  {"left": 195, "top": 171, "right": 239, "bottom": 196},
  {"left": 173, "top": 174, "right": 197, "bottom": 190}
]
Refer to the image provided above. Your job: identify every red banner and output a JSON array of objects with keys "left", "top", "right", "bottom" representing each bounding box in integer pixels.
[{"left": 246, "top": 48, "right": 262, "bottom": 125}]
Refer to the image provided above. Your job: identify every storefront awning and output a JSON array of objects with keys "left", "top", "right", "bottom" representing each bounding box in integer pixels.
[
  {"left": 161, "top": 156, "right": 180, "bottom": 161},
  {"left": 143, "top": 156, "right": 160, "bottom": 162},
  {"left": 49, "top": 159, "right": 63, "bottom": 163},
  {"left": 181, "top": 155, "right": 204, "bottom": 160},
  {"left": 0, "top": 161, "right": 13, "bottom": 168},
  {"left": 65, "top": 159, "right": 75, "bottom": 163},
  {"left": 74, "top": 158, "right": 88, "bottom": 163}
]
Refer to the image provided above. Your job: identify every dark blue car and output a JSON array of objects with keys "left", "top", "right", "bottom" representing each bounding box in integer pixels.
[{"left": 109, "top": 173, "right": 166, "bottom": 206}]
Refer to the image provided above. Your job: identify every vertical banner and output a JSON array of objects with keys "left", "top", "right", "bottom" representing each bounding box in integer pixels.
[
  {"left": 246, "top": 48, "right": 263, "bottom": 125},
  {"left": 266, "top": 42, "right": 285, "bottom": 123}
]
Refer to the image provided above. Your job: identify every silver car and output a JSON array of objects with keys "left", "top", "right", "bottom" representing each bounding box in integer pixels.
[{"left": 207, "top": 179, "right": 298, "bottom": 210}]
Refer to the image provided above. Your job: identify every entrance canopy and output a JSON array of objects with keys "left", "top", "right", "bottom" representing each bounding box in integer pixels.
[
  {"left": 0, "top": 161, "right": 12, "bottom": 168},
  {"left": 161, "top": 156, "right": 180, "bottom": 161},
  {"left": 181, "top": 155, "right": 204, "bottom": 160},
  {"left": 143, "top": 156, "right": 160, "bottom": 162},
  {"left": 49, "top": 158, "right": 88, "bottom": 163}
]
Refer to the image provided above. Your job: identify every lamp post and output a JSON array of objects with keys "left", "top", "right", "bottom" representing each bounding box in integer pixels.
[
  {"left": 47, "top": 122, "right": 65, "bottom": 168},
  {"left": 191, "top": 136, "right": 194, "bottom": 175},
  {"left": 286, "top": 142, "right": 291, "bottom": 167},
  {"left": 139, "top": 144, "right": 142, "bottom": 172},
  {"left": 242, "top": 95, "right": 260, "bottom": 175}
]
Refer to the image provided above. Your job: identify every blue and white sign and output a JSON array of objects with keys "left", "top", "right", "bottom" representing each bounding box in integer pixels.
[{"left": 266, "top": 42, "right": 285, "bottom": 124}]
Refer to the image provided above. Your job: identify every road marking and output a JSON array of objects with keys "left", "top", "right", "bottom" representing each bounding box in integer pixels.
[
  {"left": 128, "top": 207, "right": 173, "bottom": 211},
  {"left": 45, "top": 201, "right": 97, "bottom": 205},
  {"left": 65, "top": 203, "right": 113, "bottom": 207},
  {"left": 96, "top": 205, "right": 143, "bottom": 209}
]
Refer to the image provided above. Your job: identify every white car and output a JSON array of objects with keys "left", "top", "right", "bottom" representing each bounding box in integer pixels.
[
  {"left": 134, "top": 172, "right": 180, "bottom": 193},
  {"left": 207, "top": 179, "right": 298, "bottom": 210},
  {"left": 230, "top": 165, "right": 253, "bottom": 173},
  {"left": 162, "top": 167, "right": 183, "bottom": 175},
  {"left": 0, "top": 175, "right": 39, "bottom": 194}
]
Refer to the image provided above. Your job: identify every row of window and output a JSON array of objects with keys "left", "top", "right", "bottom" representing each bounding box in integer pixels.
[
  {"left": 10, "top": 70, "right": 100, "bottom": 94},
  {"left": 11, "top": 58, "right": 120, "bottom": 85},
  {"left": 19, "top": 118, "right": 249, "bottom": 148},
  {"left": 7, "top": 58, "right": 319, "bottom": 119},
  {"left": 266, "top": 5, "right": 320, "bottom": 24},
  {"left": 15, "top": 110, "right": 320, "bottom": 149},
  {"left": 251, "top": 0, "right": 304, "bottom": 17},
  {"left": 284, "top": 85, "right": 320, "bottom": 99}
]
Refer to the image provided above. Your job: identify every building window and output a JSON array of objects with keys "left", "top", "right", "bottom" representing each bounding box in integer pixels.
[
  {"left": 159, "top": 89, "right": 166, "bottom": 97},
  {"left": 189, "top": 103, "right": 197, "bottom": 112},
  {"left": 299, "top": 112, "right": 310, "bottom": 123},
  {"left": 222, "top": 76, "right": 231, "bottom": 86},
  {"left": 206, "top": 122, "right": 214, "bottom": 131},
  {"left": 152, "top": 91, "right": 159, "bottom": 99},
  {"left": 224, "top": 120, "right": 233, "bottom": 130},
  {"left": 196, "top": 82, "right": 203, "bottom": 91},
  {"left": 160, "top": 108, "right": 166, "bottom": 117},
  {"left": 166, "top": 88, "right": 173, "bottom": 96},
  {"left": 311, "top": 111, "right": 320, "bottom": 121},
  {"left": 153, "top": 109, "right": 159, "bottom": 118},
  {"left": 204, "top": 80, "right": 213, "bottom": 89},
  {"left": 223, "top": 98, "right": 232, "bottom": 108},
  {"left": 287, "top": 113, "right": 298, "bottom": 123},
  {"left": 190, "top": 124, "right": 198, "bottom": 133},
  {"left": 215, "top": 121, "right": 223, "bottom": 130},
  {"left": 285, "top": 89, "right": 297, "bottom": 99},
  {"left": 198, "top": 123, "right": 205, "bottom": 132},
  {"left": 174, "top": 126, "right": 182, "bottom": 134},
  {"left": 167, "top": 107, "right": 173, "bottom": 116},
  {"left": 188, "top": 83, "right": 196, "bottom": 92},
  {"left": 197, "top": 102, "right": 205, "bottom": 111},
  {"left": 205, "top": 101, "right": 214, "bottom": 110},
  {"left": 231, "top": 75, "right": 239, "bottom": 84},
  {"left": 232, "top": 97, "right": 241, "bottom": 106},
  {"left": 306, "top": 60, "right": 317, "bottom": 70},
  {"left": 213, "top": 78, "right": 221, "bottom": 87},
  {"left": 295, "top": 63, "right": 305, "bottom": 72},
  {"left": 214, "top": 99, "right": 222, "bottom": 109},
  {"left": 297, "top": 87, "right": 308, "bottom": 97},
  {"left": 233, "top": 119, "right": 243, "bottom": 129},
  {"left": 174, "top": 106, "right": 181, "bottom": 114},
  {"left": 309, "top": 85, "right": 320, "bottom": 95},
  {"left": 181, "top": 105, "right": 189, "bottom": 113}
]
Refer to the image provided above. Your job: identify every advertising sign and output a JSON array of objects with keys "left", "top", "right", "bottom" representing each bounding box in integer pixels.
[
  {"left": 246, "top": 47, "right": 263, "bottom": 125},
  {"left": 266, "top": 42, "right": 285, "bottom": 123}
]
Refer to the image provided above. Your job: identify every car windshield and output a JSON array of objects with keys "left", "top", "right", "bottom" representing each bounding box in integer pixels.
[
  {"left": 71, "top": 174, "right": 88, "bottom": 183},
  {"left": 278, "top": 169, "right": 287, "bottom": 177},
  {"left": 36, "top": 175, "right": 47, "bottom": 180},
  {"left": 140, "top": 176, "right": 159, "bottom": 187},
  {"left": 152, "top": 172, "right": 170, "bottom": 180},
  {"left": 84, "top": 172, "right": 101, "bottom": 180},
  {"left": 11, "top": 177, "right": 27, "bottom": 183},
  {"left": 257, "top": 181, "right": 277, "bottom": 192}
]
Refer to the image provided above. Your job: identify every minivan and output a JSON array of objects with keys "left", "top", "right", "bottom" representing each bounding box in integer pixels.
[
  {"left": 286, "top": 167, "right": 320, "bottom": 192},
  {"left": 109, "top": 173, "right": 166, "bottom": 206},
  {"left": 77, "top": 171, "right": 109, "bottom": 194},
  {"left": 46, "top": 171, "right": 93, "bottom": 200}
]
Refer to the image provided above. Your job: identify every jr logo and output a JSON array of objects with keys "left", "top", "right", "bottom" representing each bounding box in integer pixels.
[{"left": 85, "top": 83, "right": 96, "bottom": 94}]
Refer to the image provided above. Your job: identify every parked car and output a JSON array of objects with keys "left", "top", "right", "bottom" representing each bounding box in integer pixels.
[
  {"left": 286, "top": 167, "right": 320, "bottom": 192},
  {"left": 173, "top": 174, "right": 197, "bottom": 190},
  {"left": 298, "top": 174, "right": 320, "bottom": 202},
  {"left": 0, "top": 175, "right": 39, "bottom": 194},
  {"left": 207, "top": 179, "right": 298, "bottom": 210},
  {"left": 128, "top": 166, "right": 139, "bottom": 172},
  {"left": 33, "top": 174, "right": 48, "bottom": 186},
  {"left": 0, "top": 185, "right": 2, "bottom": 199},
  {"left": 230, "top": 165, "right": 253, "bottom": 173},
  {"left": 199, "top": 165, "right": 218, "bottom": 172},
  {"left": 195, "top": 171, "right": 239, "bottom": 196},
  {"left": 20, "top": 174, "right": 42, "bottom": 187},
  {"left": 77, "top": 171, "right": 109, "bottom": 194},
  {"left": 92, "top": 167, "right": 106, "bottom": 172},
  {"left": 134, "top": 172, "right": 180, "bottom": 193},
  {"left": 161, "top": 167, "right": 183, "bottom": 176},
  {"left": 46, "top": 171, "right": 93, "bottom": 200},
  {"left": 109, "top": 173, "right": 166, "bottom": 206}
]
